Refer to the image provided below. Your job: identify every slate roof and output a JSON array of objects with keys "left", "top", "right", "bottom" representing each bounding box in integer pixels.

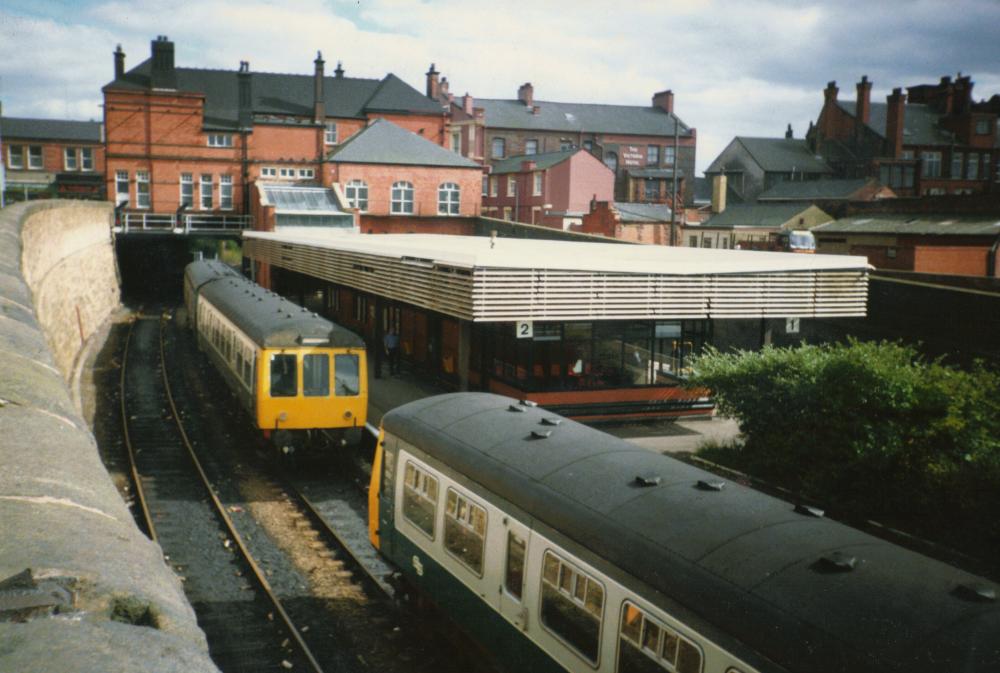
[
  {"left": 327, "top": 118, "right": 480, "bottom": 168},
  {"left": 814, "top": 214, "right": 1000, "bottom": 237},
  {"left": 757, "top": 178, "right": 873, "bottom": 201},
  {"left": 105, "top": 59, "right": 441, "bottom": 129},
  {"left": 476, "top": 98, "right": 692, "bottom": 137},
  {"left": 700, "top": 203, "right": 823, "bottom": 229},
  {"left": 1, "top": 117, "right": 102, "bottom": 142},
  {"left": 836, "top": 101, "right": 957, "bottom": 146},
  {"left": 725, "top": 137, "right": 832, "bottom": 174},
  {"left": 693, "top": 177, "right": 712, "bottom": 204},
  {"left": 490, "top": 148, "right": 578, "bottom": 174},
  {"left": 613, "top": 201, "right": 672, "bottom": 223}
]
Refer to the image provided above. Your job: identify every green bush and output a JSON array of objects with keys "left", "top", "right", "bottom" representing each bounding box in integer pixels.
[{"left": 687, "top": 340, "right": 1000, "bottom": 527}]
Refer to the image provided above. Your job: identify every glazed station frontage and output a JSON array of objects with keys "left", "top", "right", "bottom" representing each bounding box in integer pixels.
[{"left": 242, "top": 232, "right": 870, "bottom": 420}]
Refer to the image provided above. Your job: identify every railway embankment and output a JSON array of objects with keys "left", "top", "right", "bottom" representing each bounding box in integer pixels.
[{"left": 0, "top": 200, "right": 218, "bottom": 672}]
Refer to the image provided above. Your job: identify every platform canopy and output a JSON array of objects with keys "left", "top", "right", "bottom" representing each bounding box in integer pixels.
[{"left": 242, "top": 231, "right": 871, "bottom": 321}]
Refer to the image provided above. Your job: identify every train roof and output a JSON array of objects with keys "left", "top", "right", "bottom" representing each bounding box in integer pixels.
[
  {"left": 383, "top": 393, "right": 1000, "bottom": 673},
  {"left": 185, "top": 258, "right": 240, "bottom": 288},
  {"left": 184, "top": 261, "right": 364, "bottom": 349}
]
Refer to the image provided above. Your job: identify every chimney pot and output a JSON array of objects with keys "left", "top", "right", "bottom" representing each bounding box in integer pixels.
[
  {"left": 426, "top": 63, "right": 441, "bottom": 100},
  {"left": 785, "top": 123, "right": 793, "bottom": 139},
  {"left": 114, "top": 44, "right": 125, "bottom": 79},
  {"left": 856, "top": 75, "right": 872, "bottom": 124},
  {"left": 334, "top": 61, "right": 344, "bottom": 78}
]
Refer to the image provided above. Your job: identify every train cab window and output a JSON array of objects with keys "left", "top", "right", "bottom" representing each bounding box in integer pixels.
[
  {"left": 402, "top": 462, "right": 438, "bottom": 538},
  {"left": 303, "top": 354, "right": 330, "bottom": 397},
  {"left": 334, "top": 354, "right": 360, "bottom": 396},
  {"left": 444, "top": 489, "right": 487, "bottom": 575},
  {"left": 270, "top": 354, "right": 298, "bottom": 397},
  {"left": 505, "top": 531, "right": 526, "bottom": 599},
  {"left": 540, "top": 551, "right": 604, "bottom": 664},
  {"left": 617, "top": 601, "right": 702, "bottom": 673}
]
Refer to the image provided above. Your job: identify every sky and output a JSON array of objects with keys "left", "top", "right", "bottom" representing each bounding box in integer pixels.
[{"left": 2, "top": 0, "right": 999, "bottom": 174}]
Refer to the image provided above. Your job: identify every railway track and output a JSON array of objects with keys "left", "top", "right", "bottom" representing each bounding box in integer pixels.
[{"left": 120, "top": 313, "right": 324, "bottom": 673}]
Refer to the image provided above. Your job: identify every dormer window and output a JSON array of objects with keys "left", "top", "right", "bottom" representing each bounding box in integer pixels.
[{"left": 207, "top": 134, "right": 233, "bottom": 148}]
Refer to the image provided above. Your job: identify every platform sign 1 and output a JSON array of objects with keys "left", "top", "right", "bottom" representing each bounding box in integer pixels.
[
  {"left": 516, "top": 320, "right": 533, "bottom": 339},
  {"left": 786, "top": 317, "right": 800, "bottom": 334}
]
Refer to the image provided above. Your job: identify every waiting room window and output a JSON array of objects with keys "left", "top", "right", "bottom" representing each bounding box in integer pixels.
[
  {"left": 507, "top": 175, "right": 517, "bottom": 196},
  {"left": 689, "top": 236, "right": 698, "bottom": 248},
  {"left": 438, "top": 182, "right": 460, "bottom": 215},
  {"left": 702, "top": 238, "right": 712, "bottom": 248},
  {"left": 325, "top": 122, "right": 337, "bottom": 145},
  {"left": 618, "top": 601, "right": 702, "bottom": 673},
  {"left": 525, "top": 139, "right": 538, "bottom": 155},
  {"left": 334, "top": 354, "right": 360, "bottom": 396},
  {"left": 7, "top": 145, "right": 24, "bottom": 169},
  {"left": 207, "top": 133, "right": 233, "bottom": 147},
  {"left": 533, "top": 172, "right": 543, "bottom": 196},
  {"left": 492, "top": 137, "right": 506, "bottom": 158},
  {"left": 489, "top": 176, "right": 498, "bottom": 196},
  {"left": 664, "top": 146, "right": 675, "bottom": 166},
  {"left": 952, "top": 152, "right": 963, "bottom": 179},
  {"left": 135, "top": 170, "right": 150, "bottom": 208},
  {"left": 279, "top": 167, "right": 295, "bottom": 179},
  {"left": 298, "top": 168, "right": 315, "bottom": 179},
  {"left": 302, "top": 353, "right": 330, "bottom": 397},
  {"left": 451, "top": 131, "right": 461, "bottom": 153},
  {"left": 345, "top": 180, "right": 368, "bottom": 211},
  {"left": 402, "top": 462, "right": 438, "bottom": 538},
  {"left": 180, "top": 173, "right": 194, "bottom": 207},
  {"left": 269, "top": 353, "right": 297, "bottom": 397},
  {"left": 644, "top": 180, "right": 659, "bottom": 201},
  {"left": 115, "top": 170, "right": 129, "bottom": 205},
  {"left": 261, "top": 167, "right": 277, "bottom": 178},
  {"left": 391, "top": 181, "right": 414, "bottom": 214},
  {"left": 921, "top": 151, "right": 942, "bottom": 178},
  {"left": 647, "top": 145, "right": 659, "bottom": 166},
  {"left": 81, "top": 147, "right": 94, "bottom": 171},
  {"left": 220, "top": 175, "right": 233, "bottom": 209},
  {"left": 28, "top": 146, "right": 43, "bottom": 169},
  {"left": 482, "top": 176, "right": 488, "bottom": 196},
  {"left": 200, "top": 174, "right": 213, "bottom": 209},
  {"left": 444, "top": 488, "right": 487, "bottom": 575},
  {"left": 560, "top": 140, "right": 573, "bottom": 150},
  {"left": 968, "top": 153, "right": 979, "bottom": 180},
  {"left": 540, "top": 551, "right": 604, "bottom": 664},
  {"left": 64, "top": 147, "right": 78, "bottom": 170}
]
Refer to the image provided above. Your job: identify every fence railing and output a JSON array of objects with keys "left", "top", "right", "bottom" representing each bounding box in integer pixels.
[{"left": 118, "top": 212, "right": 253, "bottom": 234}]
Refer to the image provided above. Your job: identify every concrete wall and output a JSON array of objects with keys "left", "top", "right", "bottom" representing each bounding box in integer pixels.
[{"left": 0, "top": 200, "right": 217, "bottom": 672}]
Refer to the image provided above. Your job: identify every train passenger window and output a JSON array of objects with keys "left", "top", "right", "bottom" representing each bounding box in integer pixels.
[
  {"left": 270, "top": 354, "right": 297, "bottom": 397},
  {"left": 402, "top": 462, "right": 438, "bottom": 538},
  {"left": 444, "top": 488, "right": 487, "bottom": 575},
  {"left": 617, "top": 601, "right": 702, "bottom": 673},
  {"left": 303, "top": 354, "right": 330, "bottom": 397},
  {"left": 540, "top": 551, "right": 604, "bottom": 664},
  {"left": 334, "top": 354, "right": 360, "bottom": 396},
  {"left": 505, "top": 531, "right": 526, "bottom": 599}
]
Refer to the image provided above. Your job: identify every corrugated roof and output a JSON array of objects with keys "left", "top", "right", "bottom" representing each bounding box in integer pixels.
[
  {"left": 757, "top": 178, "right": 873, "bottom": 201},
  {"left": 700, "top": 203, "right": 825, "bottom": 229},
  {"left": 490, "top": 148, "right": 577, "bottom": 174},
  {"left": 836, "top": 101, "right": 958, "bottom": 146},
  {"left": 734, "top": 137, "right": 832, "bottom": 173},
  {"left": 1, "top": 117, "right": 102, "bottom": 142},
  {"left": 327, "top": 118, "right": 480, "bottom": 168},
  {"left": 105, "top": 58, "right": 440, "bottom": 128},
  {"left": 477, "top": 98, "right": 692, "bottom": 137},
  {"left": 613, "top": 202, "right": 672, "bottom": 223},
  {"left": 815, "top": 215, "right": 1000, "bottom": 237}
]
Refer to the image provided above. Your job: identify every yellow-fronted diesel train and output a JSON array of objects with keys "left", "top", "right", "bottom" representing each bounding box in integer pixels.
[
  {"left": 184, "top": 260, "right": 367, "bottom": 454},
  {"left": 368, "top": 392, "right": 1000, "bottom": 673}
]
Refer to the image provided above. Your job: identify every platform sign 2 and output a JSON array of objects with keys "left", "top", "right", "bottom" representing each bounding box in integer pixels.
[
  {"left": 786, "top": 317, "right": 800, "bottom": 334},
  {"left": 516, "top": 320, "right": 533, "bottom": 339}
]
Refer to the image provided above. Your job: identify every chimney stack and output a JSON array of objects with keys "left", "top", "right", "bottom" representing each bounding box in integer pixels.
[
  {"left": 824, "top": 80, "right": 838, "bottom": 104},
  {"left": 313, "top": 51, "right": 325, "bottom": 123},
  {"left": 334, "top": 61, "right": 344, "bottom": 78},
  {"left": 150, "top": 36, "right": 176, "bottom": 89},
  {"left": 238, "top": 61, "right": 252, "bottom": 129},
  {"left": 885, "top": 88, "right": 906, "bottom": 158},
  {"left": 785, "top": 123, "right": 793, "bottom": 139},
  {"left": 114, "top": 44, "right": 125, "bottom": 79},
  {"left": 652, "top": 89, "right": 674, "bottom": 114},
  {"left": 462, "top": 93, "right": 474, "bottom": 116},
  {"left": 856, "top": 75, "right": 872, "bottom": 124},
  {"left": 518, "top": 83, "right": 534, "bottom": 108},
  {"left": 953, "top": 73, "right": 973, "bottom": 115},
  {"left": 426, "top": 63, "right": 440, "bottom": 100},
  {"left": 711, "top": 174, "right": 727, "bottom": 214}
]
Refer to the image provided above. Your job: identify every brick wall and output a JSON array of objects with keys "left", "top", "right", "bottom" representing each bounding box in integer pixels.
[{"left": 328, "top": 162, "right": 482, "bottom": 217}]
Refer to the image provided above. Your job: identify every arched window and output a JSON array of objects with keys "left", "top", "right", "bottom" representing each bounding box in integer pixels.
[
  {"left": 391, "top": 181, "right": 414, "bottom": 214},
  {"left": 345, "top": 179, "right": 368, "bottom": 211},
  {"left": 603, "top": 151, "right": 618, "bottom": 173},
  {"left": 438, "top": 182, "right": 460, "bottom": 215}
]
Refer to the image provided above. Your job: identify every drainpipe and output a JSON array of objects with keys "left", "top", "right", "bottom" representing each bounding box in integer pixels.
[{"left": 669, "top": 119, "right": 680, "bottom": 246}]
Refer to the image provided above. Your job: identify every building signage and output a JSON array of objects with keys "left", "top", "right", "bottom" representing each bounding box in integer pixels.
[
  {"left": 621, "top": 145, "right": 644, "bottom": 167},
  {"left": 516, "top": 320, "right": 533, "bottom": 339}
]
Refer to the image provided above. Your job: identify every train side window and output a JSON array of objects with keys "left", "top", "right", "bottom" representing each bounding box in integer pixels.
[
  {"left": 303, "top": 354, "right": 330, "bottom": 397},
  {"left": 334, "top": 354, "right": 360, "bottom": 396},
  {"left": 540, "top": 551, "right": 604, "bottom": 664},
  {"left": 443, "top": 488, "right": 487, "bottom": 575},
  {"left": 402, "top": 461, "right": 438, "bottom": 538},
  {"left": 617, "top": 601, "right": 703, "bottom": 673},
  {"left": 270, "top": 354, "right": 297, "bottom": 397},
  {"left": 504, "top": 531, "right": 526, "bottom": 600}
]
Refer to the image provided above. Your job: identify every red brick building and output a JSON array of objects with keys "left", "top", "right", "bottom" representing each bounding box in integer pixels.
[
  {"left": 481, "top": 148, "right": 614, "bottom": 228},
  {"left": 1, "top": 115, "right": 105, "bottom": 201},
  {"left": 809, "top": 74, "right": 999, "bottom": 196},
  {"left": 579, "top": 201, "right": 675, "bottom": 245},
  {"left": 102, "top": 37, "right": 446, "bottom": 227}
]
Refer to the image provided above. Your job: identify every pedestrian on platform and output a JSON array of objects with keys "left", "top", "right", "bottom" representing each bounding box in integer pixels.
[{"left": 384, "top": 327, "right": 401, "bottom": 375}]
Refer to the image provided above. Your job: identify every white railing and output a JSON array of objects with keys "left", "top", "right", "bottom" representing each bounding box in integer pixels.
[{"left": 118, "top": 212, "right": 253, "bottom": 234}]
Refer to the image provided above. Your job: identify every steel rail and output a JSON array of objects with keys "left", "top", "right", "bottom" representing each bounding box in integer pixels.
[{"left": 119, "top": 314, "right": 157, "bottom": 543}]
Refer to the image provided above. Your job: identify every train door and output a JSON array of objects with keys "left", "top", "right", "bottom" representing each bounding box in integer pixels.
[{"left": 496, "top": 517, "right": 532, "bottom": 631}]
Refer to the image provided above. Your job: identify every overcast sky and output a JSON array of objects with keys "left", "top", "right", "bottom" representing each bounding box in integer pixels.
[{"left": 2, "top": 0, "right": 999, "bottom": 174}]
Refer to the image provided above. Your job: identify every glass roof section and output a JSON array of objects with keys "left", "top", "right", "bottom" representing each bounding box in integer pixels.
[{"left": 261, "top": 185, "right": 345, "bottom": 215}]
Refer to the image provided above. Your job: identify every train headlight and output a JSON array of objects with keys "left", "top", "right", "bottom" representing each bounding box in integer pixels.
[{"left": 344, "top": 410, "right": 353, "bottom": 419}]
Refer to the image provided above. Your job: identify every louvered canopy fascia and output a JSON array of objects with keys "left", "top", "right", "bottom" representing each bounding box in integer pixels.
[{"left": 243, "top": 234, "right": 869, "bottom": 322}]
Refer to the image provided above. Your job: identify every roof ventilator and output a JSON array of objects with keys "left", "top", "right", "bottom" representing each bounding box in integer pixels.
[
  {"left": 696, "top": 479, "right": 725, "bottom": 491},
  {"left": 954, "top": 583, "right": 996, "bottom": 603},
  {"left": 635, "top": 474, "right": 661, "bottom": 487},
  {"left": 530, "top": 430, "right": 552, "bottom": 439},
  {"left": 519, "top": 399, "right": 538, "bottom": 407},
  {"left": 508, "top": 404, "right": 526, "bottom": 413},
  {"left": 815, "top": 551, "right": 857, "bottom": 573},
  {"left": 794, "top": 504, "right": 825, "bottom": 518},
  {"left": 541, "top": 418, "right": 562, "bottom": 426}
]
